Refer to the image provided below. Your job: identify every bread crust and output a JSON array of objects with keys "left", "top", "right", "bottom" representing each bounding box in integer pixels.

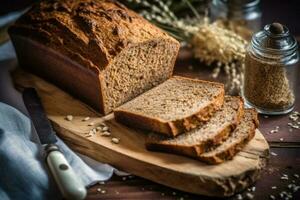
[
  {"left": 114, "top": 76, "right": 225, "bottom": 137},
  {"left": 145, "top": 96, "right": 244, "bottom": 155}
]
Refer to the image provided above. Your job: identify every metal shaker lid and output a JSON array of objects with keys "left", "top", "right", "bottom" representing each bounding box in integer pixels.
[{"left": 251, "top": 22, "right": 298, "bottom": 56}]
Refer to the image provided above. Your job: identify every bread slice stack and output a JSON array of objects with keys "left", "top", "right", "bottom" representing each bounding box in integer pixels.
[{"left": 114, "top": 76, "right": 258, "bottom": 164}]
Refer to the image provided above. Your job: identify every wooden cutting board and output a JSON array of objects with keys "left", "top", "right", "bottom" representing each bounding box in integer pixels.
[{"left": 13, "top": 69, "right": 270, "bottom": 197}]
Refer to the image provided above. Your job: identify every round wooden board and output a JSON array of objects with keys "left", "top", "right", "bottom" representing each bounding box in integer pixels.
[{"left": 13, "top": 69, "right": 270, "bottom": 197}]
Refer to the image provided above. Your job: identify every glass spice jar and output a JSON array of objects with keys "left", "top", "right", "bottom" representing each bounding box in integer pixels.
[{"left": 243, "top": 22, "right": 299, "bottom": 115}]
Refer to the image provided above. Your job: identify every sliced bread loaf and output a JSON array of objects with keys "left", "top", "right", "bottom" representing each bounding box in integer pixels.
[
  {"left": 9, "top": 0, "right": 180, "bottom": 114},
  {"left": 146, "top": 96, "right": 244, "bottom": 155},
  {"left": 198, "top": 109, "right": 258, "bottom": 164},
  {"left": 114, "top": 76, "right": 225, "bottom": 137}
]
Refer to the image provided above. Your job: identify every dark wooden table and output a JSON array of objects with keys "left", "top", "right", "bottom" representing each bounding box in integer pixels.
[{"left": 87, "top": 48, "right": 300, "bottom": 200}]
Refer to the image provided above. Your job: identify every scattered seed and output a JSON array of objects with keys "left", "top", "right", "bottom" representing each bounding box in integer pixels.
[
  {"left": 264, "top": 115, "right": 269, "bottom": 119},
  {"left": 281, "top": 176, "right": 289, "bottom": 180},
  {"left": 161, "top": 193, "right": 165, "bottom": 196},
  {"left": 122, "top": 177, "right": 127, "bottom": 181},
  {"left": 271, "top": 186, "right": 277, "bottom": 189},
  {"left": 88, "top": 122, "right": 95, "bottom": 126},
  {"left": 115, "top": 191, "right": 119, "bottom": 195},
  {"left": 99, "top": 122, "right": 107, "bottom": 127},
  {"left": 236, "top": 194, "right": 243, "bottom": 200},
  {"left": 82, "top": 117, "right": 90, "bottom": 121},
  {"left": 101, "top": 190, "right": 106, "bottom": 194},
  {"left": 294, "top": 174, "right": 299, "bottom": 178},
  {"left": 102, "top": 126, "right": 109, "bottom": 131},
  {"left": 66, "top": 115, "right": 73, "bottom": 121},
  {"left": 251, "top": 186, "right": 256, "bottom": 192},
  {"left": 100, "top": 131, "right": 111, "bottom": 137},
  {"left": 269, "top": 194, "right": 275, "bottom": 200},
  {"left": 97, "top": 188, "right": 101, "bottom": 192},
  {"left": 289, "top": 128, "right": 293, "bottom": 132},
  {"left": 271, "top": 152, "right": 278, "bottom": 156},
  {"left": 179, "top": 197, "right": 184, "bottom": 200},
  {"left": 293, "top": 186, "right": 300, "bottom": 192},
  {"left": 96, "top": 126, "right": 102, "bottom": 131},
  {"left": 99, "top": 181, "right": 105, "bottom": 185},
  {"left": 280, "top": 138, "right": 284, "bottom": 141},
  {"left": 112, "top": 138, "right": 120, "bottom": 144},
  {"left": 246, "top": 192, "right": 254, "bottom": 199},
  {"left": 172, "top": 191, "right": 176, "bottom": 196}
]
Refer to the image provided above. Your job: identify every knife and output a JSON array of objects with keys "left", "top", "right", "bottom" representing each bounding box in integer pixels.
[{"left": 22, "top": 88, "right": 87, "bottom": 200}]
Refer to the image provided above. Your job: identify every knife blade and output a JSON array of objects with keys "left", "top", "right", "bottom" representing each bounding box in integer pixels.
[{"left": 23, "top": 88, "right": 87, "bottom": 200}]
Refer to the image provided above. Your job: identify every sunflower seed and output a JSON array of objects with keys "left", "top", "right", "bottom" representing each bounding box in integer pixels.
[
  {"left": 269, "top": 195, "right": 275, "bottom": 200},
  {"left": 246, "top": 193, "right": 254, "bottom": 199},
  {"left": 100, "top": 131, "right": 111, "bottom": 137},
  {"left": 82, "top": 117, "right": 90, "bottom": 121},
  {"left": 88, "top": 122, "right": 94, "bottom": 126},
  {"left": 102, "top": 126, "right": 109, "bottom": 131},
  {"left": 111, "top": 137, "right": 120, "bottom": 144},
  {"left": 66, "top": 115, "right": 73, "bottom": 121},
  {"left": 271, "top": 152, "right": 278, "bottom": 156}
]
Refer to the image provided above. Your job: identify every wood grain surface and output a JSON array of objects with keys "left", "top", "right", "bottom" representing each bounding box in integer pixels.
[{"left": 13, "top": 69, "right": 270, "bottom": 197}]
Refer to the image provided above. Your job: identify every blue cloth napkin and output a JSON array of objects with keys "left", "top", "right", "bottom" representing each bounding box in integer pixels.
[{"left": 0, "top": 102, "right": 114, "bottom": 200}]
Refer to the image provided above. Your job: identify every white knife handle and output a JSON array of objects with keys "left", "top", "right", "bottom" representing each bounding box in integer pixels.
[{"left": 46, "top": 146, "right": 87, "bottom": 200}]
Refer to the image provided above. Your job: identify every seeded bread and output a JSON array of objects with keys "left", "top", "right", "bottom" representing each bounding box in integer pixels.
[
  {"left": 114, "top": 76, "right": 225, "bottom": 137},
  {"left": 9, "top": 0, "right": 180, "bottom": 114},
  {"left": 146, "top": 96, "right": 244, "bottom": 155},
  {"left": 199, "top": 109, "right": 258, "bottom": 164}
]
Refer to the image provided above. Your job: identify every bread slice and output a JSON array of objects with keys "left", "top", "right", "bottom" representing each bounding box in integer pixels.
[
  {"left": 198, "top": 109, "right": 258, "bottom": 164},
  {"left": 114, "top": 76, "right": 225, "bottom": 137},
  {"left": 146, "top": 96, "right": 244, "bottom": 155}
]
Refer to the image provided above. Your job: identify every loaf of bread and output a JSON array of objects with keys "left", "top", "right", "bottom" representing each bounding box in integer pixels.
[
  {"left": 146, "top": 96, "right": 244, "bottom": 156},
  {"left": 198, "top": 109, "right": 258, "bottom": 164},
  {"left": 114, "top": 76, "right": 225, "bottom": 137},
  {"left": 9, "top": 0, "right": 180, "bottom": 114}
]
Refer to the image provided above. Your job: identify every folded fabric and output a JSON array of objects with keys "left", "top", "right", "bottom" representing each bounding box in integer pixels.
[{"left": 0, "top": 102, "right": 114, "bottom": 200}]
